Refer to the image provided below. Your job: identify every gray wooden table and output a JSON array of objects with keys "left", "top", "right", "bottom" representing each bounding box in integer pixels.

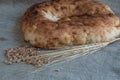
[{"left": 0, "top": 0, "right": 120, "bottom": 80}]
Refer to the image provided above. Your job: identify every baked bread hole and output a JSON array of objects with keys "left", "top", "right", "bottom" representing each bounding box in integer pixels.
[{"left": 43, "top": 11, "right": 60, "bottom": 22}]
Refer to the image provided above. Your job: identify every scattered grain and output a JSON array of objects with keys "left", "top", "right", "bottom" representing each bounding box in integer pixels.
[{"left": 4, "top": 46, "right": 49, "bottom": 67}]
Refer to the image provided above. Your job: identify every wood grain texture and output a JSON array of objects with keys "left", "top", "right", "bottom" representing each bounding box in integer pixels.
[{"left": 0, "top": 0, "right": 120, "bottom": 80}]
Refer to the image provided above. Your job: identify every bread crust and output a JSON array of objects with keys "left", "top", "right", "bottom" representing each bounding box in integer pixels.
[{"left": 22, "top": 0, "right": 120, "bottom": 49}]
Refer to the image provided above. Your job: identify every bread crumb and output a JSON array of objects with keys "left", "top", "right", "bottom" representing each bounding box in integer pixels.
[
  {"left": 54, "top": 69, "right": 60, "bottom": 72},
  {"left": 0, "top": 37, "right": 7, "bottom": 41}
]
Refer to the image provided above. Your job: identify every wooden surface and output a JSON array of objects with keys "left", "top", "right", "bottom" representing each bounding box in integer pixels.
[{"left": 0, "top": 0, "right": 120, "bottom": 80}]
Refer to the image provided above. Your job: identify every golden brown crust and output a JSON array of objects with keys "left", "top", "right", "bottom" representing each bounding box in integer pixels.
[{"left": 22, "top": 0, "right": 120, "bottom": 49}]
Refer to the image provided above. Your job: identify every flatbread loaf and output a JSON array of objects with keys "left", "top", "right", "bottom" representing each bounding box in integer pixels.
[{"left": 22, "top": 0, "right": 120, "bottom": 49}]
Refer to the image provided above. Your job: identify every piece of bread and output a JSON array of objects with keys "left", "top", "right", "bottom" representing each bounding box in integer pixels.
[{"left": 22, "top": 0, "right": 120, "bottom": 49}]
